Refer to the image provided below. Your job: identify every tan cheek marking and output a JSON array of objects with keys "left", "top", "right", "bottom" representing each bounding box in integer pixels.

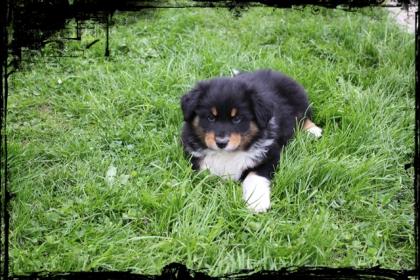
[
  {"left": 191, "top": 117, "right": 218, "bottom": 148},
  {"left": 205, "top": 132, "right": 216, "bottom": 148},
  {"left": 249, "top": 121, "right": 259, "bottom": 135},
  {"left": 192, "top": 116, "right": 205, "bottom": 139},
  {"left": 231, "top": 108, "right": 237, "bottom": 117},
  {"left": 240, "top": 121, "right": 259, "bottom": 148},
  {"left": 211, "top": 107, "right": 218, "bottom": 117},
  {"left": 229, "top": 133, "right": 242, "bottom": 149}
]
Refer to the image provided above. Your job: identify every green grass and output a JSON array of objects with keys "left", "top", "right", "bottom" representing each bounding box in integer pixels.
[{"left": 8, "top": 6, "right": 415, "bottom": 276}]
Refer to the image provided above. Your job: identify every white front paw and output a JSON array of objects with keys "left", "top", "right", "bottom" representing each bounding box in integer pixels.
[
  {"left": 307, "top": 126, "right": 323, "bottom": 138},
  {"left": 242, "top": 173, "right": 271, "bottom": 213}
]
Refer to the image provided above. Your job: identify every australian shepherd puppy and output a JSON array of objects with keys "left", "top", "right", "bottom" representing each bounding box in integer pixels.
[{"left": 180, "top": 69, "right": 322, "bottom": 213}]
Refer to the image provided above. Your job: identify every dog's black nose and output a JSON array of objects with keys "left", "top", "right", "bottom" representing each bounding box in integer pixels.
[
  {"left": 216, "top": 137, "right": 229, "bottom": 149},
  {"left": 216, "top": 141, "right": 227, "bottom": 149}
]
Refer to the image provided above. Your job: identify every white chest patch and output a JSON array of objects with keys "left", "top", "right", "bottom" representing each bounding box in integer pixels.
[{"left": 200, "top": 150, "right": 257, "bottom": 180}]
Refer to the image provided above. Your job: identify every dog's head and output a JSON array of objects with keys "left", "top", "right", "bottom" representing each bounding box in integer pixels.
[{"left": 181, "top": 77, "right": 272, "bottom": 152}]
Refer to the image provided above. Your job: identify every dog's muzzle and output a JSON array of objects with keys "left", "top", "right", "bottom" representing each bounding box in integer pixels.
[{"left": 215, "top": 136, "right": 229, "bottom": 149}]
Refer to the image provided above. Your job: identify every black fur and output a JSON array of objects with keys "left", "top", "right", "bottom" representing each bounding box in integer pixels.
[{"left": 181, "top": 69, "right": 312, "bottom": 181}]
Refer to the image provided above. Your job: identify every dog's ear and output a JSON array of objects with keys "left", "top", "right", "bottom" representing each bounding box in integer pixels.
[
  {"left": 250, "top": 91, "right": 273, "bottom": 129},
  {"left": 181, "top": 81, "right": 209, "bottom": 122}
]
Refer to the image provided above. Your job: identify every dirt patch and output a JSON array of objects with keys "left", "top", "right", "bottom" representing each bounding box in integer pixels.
[{"left": 387, "top": 1, "right": 416, "bottom": 34}]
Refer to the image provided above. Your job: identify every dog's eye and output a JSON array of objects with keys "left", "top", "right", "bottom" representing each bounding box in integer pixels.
[
  {"left": 232, "top": 116, "right": 242, "bottom": 124},
  {"left": 207, "top": 115, "right": 216, "bottom": 122}
]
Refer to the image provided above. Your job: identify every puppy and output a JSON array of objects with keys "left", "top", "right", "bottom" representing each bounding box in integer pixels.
[{"left": 180, "top": 69, "right": 322, "bottom": 213}]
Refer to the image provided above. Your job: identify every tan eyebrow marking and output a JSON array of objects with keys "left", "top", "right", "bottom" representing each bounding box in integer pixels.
[
  {"left": 211, "top": 107, "right": 218, "bottom": 116},
  {"left": 231, "top": 108, "right": 237, "bottom": 117}
]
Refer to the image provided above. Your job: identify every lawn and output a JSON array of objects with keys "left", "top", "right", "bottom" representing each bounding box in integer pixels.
[{"left": 8, "top": 6, "right": 415, "bottom": 276}]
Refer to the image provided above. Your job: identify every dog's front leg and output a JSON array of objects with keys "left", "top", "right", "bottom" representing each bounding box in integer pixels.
[
  {"left": 242, "top": 172, "right": 271, "bottom": 213},
  {"left": 242, "top": 147, "right": 280, "bottom": 213},
  {"left": 190, "top": 156, "right": 202, "bottom": 171}
]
